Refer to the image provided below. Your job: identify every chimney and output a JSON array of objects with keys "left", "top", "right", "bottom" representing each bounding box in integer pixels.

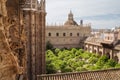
[{"left": 80, "top": 20, "right": 83, "bottom": 26}]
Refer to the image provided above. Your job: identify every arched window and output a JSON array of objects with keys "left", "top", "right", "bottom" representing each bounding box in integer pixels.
[
  {"left": 63, "top": 33, "right": 66, "bottom": 36},
  {"left": 77, "top": 33, "right": 79, "bottom": 36},
  {"left": 56, "top": 33, "right": 59, "bottom": 36},
  {"left": 70, "top": 33, "right": 72, "bottom": 36},
  {"left": 48, "top": 33, "right": 51, "bottom": 36}
]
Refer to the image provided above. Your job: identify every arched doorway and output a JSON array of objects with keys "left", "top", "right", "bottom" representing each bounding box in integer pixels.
[
  {"left": 93, "top": 50, "right": 97, "bottom": 53},
  {"left": 84, "top": 47, "right": 87, "bottom": 51},
  {"left": 114, "top": 56, "right": 119, "bottom": 62},
  {"left": 99, "top": 51, "right": 102, "bottom": 56},
  {"left": 106, "top": 53, "right": 110, "bottom": 59}
]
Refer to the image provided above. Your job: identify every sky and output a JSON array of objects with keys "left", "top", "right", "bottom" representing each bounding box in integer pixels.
[{"left": 46, "top": 0, "right": 120, "bottom": 29}]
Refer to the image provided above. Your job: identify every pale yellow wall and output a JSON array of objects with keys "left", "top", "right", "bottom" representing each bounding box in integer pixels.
[
  {"left": 46, "top": 25, "right": 91, "bottom": 48},
  {"left": 116, "top": 51, "right": 120, "bottom": 63},
  {"left": 104, "top": 32, "right": 118, "bottom": 41}
]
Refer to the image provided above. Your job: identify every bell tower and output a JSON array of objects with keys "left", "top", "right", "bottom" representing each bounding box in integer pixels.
[
  {"left": 68, "top": 10, "right": 74, "bottom": 21},
  {"left": 64, "top": 10, "right": 78, "bottom": 26},
  {"left": 21, "top": 0, "right": 46, "bottom": 80}
]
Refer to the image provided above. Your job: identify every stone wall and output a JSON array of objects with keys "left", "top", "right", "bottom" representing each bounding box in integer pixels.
[
  {"left": 46, "top": 25, "right": 91, "bottom": 49},
  {"left": 84, "top": 43, "right": 120, "bottom": 62}
]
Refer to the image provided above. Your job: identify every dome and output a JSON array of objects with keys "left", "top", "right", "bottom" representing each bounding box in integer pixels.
[
  {"left": 64, "top": 11, "right": 78, "bottom": 26},
  {"left": 64, "top": 20, "right": 78, "bottom": 26}
]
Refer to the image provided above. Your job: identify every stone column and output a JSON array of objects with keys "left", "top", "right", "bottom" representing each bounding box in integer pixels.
[
  {"left": 88, "top": 44, "right": 90, "bottom": 52},
  {"left": 97, "top": 46, "right": 99, "bottom": 54},
  {"left": 102, "top": 48, "right": 105, "bottom": 56},
  {"left": 92, "top": 45, "right": 94, "bottom": 53},
  {"left": 110, "top": 50, "right": 113, "bottom": 59}
]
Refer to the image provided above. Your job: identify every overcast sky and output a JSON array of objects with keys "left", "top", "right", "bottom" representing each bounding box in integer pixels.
[{"left": 46, "top": 0, "right": 120, "bottom": 29}]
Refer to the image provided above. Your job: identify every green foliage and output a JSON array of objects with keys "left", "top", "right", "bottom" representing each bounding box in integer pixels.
[
  {"left": 46, "top": 48, "right": 119, "bottom": 74},
  {"left": 103, "top": 59, "right": 117, "bottom": 69},
  {"left": 61, "top": 66, "right": 73, "bottom": 72},
  {"left": 55, "top": 48, "right": 60, "bottom": 55},
  {"left": 76, "top": 67, "right": 87, "bottom": 71},
  {"left": 71, "top": 48, "right": 77, "bottom": 54},
  {"left": 46, "top": 63, "right": 57, "bottom": 74},
  {"left": 81, "top": 51, "right": 91, "bottom": 59},
  {"left": 88, "top": 56, "right": 98, "bottom": 64},
  {"left": 96, "top": 55, "right": 109, "bottom": 67},
  {"left": 115, "top": 64, "right": 120, "bottom": 68},
  {"left": 106, "top": 59, "right": 117, "bottom": 67}
]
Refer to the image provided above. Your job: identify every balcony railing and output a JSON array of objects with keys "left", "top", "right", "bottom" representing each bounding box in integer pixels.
[{"left": 37, "top": 68, "right": 120, "bottom": 80}]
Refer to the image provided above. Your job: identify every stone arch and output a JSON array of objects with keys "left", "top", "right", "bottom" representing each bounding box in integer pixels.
[
  {"left": 98, "top": 51, "right": 102, "bottom": 56},
  {"left": 89, "top": 47, "right": 91, "bottom": 50},
  {"left": 93, "top": 49, "right": 97, "bottom": 53},
  {"left": 84, "top": 47, "right": 87, "bottom": 50},
  {"left": 106, "top": 52, "right": 110, "bottom": 59},
  {"left": 114, "top": 56, "right": 119, "bottom": 62}
]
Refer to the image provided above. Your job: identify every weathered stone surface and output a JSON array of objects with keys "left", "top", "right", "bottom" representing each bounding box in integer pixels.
[
  {"left": 0, "top": 30, "right": 19, "bottom": 80},
  {"left": 0, "top": 0, "right": 23, "bottom": 80},
  {"left": 0, "top": 0, "right": 46, "bottom": 80}
]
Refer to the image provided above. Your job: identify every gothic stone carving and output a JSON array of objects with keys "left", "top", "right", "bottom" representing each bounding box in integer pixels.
[{"left": 0, "top": 0, "right": 24, "bottom": 80}]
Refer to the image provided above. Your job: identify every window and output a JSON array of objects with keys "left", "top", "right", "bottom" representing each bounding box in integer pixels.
[
  {"left": 63, "top": 33, "right": 66, "bottom": 36},
  {"left": 48, "top": 33, "right": 51, "bottom": 36},
  {"left": 56, "top": 33, "right": 59, "bottom": 36},
  {"left": 77, "top": 33, "right": 79, "bottom": 36},
  {"left": 70, "top": 33, "right": 72, "bottom": 36}
]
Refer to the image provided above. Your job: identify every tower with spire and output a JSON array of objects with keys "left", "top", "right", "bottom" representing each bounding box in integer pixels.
[
  {"left": 68, "top": 10, "right": 73, "bottom": 20},
  {"left": 21, "top": 0, "right": 46, "bottom": 80}
]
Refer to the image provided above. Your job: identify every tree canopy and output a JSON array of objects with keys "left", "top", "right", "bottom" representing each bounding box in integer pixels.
[{"left": 46, "top": 48, "right": 120, "bottom": 74}]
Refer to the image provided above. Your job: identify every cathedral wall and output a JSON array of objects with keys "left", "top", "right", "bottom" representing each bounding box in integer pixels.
[{"left": 46, "top": 25, "right": 91, "bottom": 49}]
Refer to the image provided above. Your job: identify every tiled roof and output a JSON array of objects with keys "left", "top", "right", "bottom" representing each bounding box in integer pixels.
[
  {"left": 85, "top": 37, "right": 103, "bottom": 46},
  {"left": 85, "top": 36, "right": 120, "bottom": 49}
]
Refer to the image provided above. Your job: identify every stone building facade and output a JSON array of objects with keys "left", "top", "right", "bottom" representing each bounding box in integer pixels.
[
  {"left": 46, "top": 11, "right": 91, "bottom": 49},
  {"left": 84, "top": 30, "right": 120, "bottom": 63}
]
